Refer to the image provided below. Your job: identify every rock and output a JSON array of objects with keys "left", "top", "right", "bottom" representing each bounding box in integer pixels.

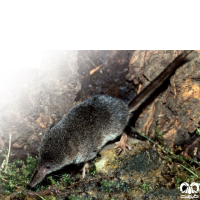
[
  {"left": 24, "top": 132, "right": 42, "bottom": 155},
  {"left": 12, "top": 138, "right": 25, "bottom": 149},
  {"left": 90, "top": 137, "right": 182, "bottom": 199},
  {"left": 95, "top": 138, "right": 140, "bottom": 174}
]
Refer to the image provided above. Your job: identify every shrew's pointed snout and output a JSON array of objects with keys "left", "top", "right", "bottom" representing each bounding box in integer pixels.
[{"left": 29, "top": 166, "right": 48, "bottom": 187}]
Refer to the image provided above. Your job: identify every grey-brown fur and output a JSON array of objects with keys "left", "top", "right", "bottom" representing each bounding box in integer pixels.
[
  {"left": 42, "top": 95, "right": 129, "bottom": 164},
  {"left": 29, "top": 50, "right": 193, "bottom": 187},
  {"left": 30, "top": 95, "right": 129, "bottom": 186}
]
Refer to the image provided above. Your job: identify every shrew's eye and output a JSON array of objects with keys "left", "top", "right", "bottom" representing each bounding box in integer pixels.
[{"left": 46, "top": 164, "right": 50, "bottom": 169}]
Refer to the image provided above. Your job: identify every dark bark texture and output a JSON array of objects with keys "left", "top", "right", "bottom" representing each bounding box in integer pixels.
[{"left": 127, "top": 50, "right": 200, "bottom": 158}]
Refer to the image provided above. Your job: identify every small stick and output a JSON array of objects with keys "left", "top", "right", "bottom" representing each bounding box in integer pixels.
[{"left": 5, "top": 131, "right": 11, "bottom": 172}]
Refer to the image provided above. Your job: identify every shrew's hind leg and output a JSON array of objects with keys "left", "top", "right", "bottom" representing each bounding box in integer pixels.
[{"left": 114, "top": 132, "right": 132, "bottom": 154}]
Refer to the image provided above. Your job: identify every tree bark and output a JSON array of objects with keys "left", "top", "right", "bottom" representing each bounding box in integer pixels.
[{"left": 127, "top": 50, "right": 199, "bottom": 158}]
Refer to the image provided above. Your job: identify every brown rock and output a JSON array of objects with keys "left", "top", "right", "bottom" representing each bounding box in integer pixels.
[{"left": 12, "top": 138, "right": 25, "bottom": 149}]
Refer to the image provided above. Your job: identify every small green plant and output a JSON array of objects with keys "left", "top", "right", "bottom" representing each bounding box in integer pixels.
[
  {"left": 139, "top": 182, "right": 152, "bottom": 192},
  {"left": 174, "top": 177, "right": 182, "bottom": 189},
  {"left": 89, "top": 163, "right": 96, "bottom": 176},
  {"left": 155, "top": 126, "right": 164, "bottom": 146},
  {"left": 37, "top": 195, "right": 57, "bottom": 200},
  {"left": 100, "top": 179, "right": 130, "bottom": 192},
  {"left": 37, "top": 195, "right": 46, "bottom": 200},
  {"left": 0, "top": 155, "right": 37, "bottom": 195},
  {"left": 61, "top": 173, "right": 71, "bottom": 185},
  {"left": 165, "top": 156, "right": 172, "bottom": 163},
  {"left": 49, "top": 173, "right": 71, "bottom": 188},
  {"left": 69, "top": 194, "right": 94, "bottom": 200},
  {"left": 47, "top": 176, "right": 57, "bottom": 186},
  {"left": 69, "top": 194, "right": 84, "bottom": 200},
  {"left": 196, "top": 128, "right": 200, "bottom": 136},
  {"left": 100, "top": 180, "right": 115, "bottom": 192}
]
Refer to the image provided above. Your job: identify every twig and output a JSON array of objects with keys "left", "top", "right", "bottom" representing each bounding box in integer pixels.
[
  {"left": 90, "top": 64, "right": 103, "bottom": 75},
  {"left": 5, "top": 131, "right": 11, "bottom": 172}
]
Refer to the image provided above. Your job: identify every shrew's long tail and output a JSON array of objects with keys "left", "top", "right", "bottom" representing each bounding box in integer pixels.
[{"left": 128, "top": 50, "right": 194, "bottom": 113}]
